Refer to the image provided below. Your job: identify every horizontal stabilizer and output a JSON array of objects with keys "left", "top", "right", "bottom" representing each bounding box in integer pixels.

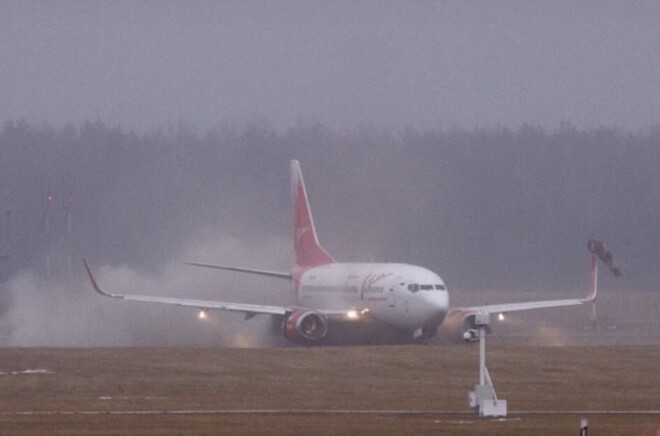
[{"left": 185, "top": 262, "right": 292, "bottom": 280}]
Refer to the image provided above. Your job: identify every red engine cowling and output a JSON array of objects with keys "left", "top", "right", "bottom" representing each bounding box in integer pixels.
[{"left": 283, "top": 310, "right": 329, "bottom": 344}]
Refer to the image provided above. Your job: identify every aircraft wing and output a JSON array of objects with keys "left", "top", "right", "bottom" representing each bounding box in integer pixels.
[
  {"left": 83, "top": 259, "right": 288, "bottom": 316},
  {"left": 83, "top": 259, "right": 352, "bottom": 319},
  {"left": 451, "top": 256, "right": 598, "bottom": 317},
  {"left": 450, "top": 298, "right": 586, "bottom": 317}
]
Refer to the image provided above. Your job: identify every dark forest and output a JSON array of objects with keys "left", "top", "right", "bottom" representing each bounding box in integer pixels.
[{"left": 1, "top": 120, "right": 658, "bottom": 293}]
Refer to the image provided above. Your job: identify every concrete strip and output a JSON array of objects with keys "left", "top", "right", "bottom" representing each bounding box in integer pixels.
[{"left": 1, "top": 409, "right": 659, "bottom": 416}]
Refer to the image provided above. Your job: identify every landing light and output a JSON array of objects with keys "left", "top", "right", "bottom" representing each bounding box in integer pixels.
[
  {"left": 198, "top": 310, "right": 208, "bottom": 321},
  {"left": 498, "top": 313, "right": 505, "bottom": 322},
  {"left": 346, "top": 310, "right": 359, "bottom": 320}
]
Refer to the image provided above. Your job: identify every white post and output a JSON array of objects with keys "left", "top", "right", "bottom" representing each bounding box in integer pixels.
[
  {"left": 45, "top": 194, "right": 51, "bottom": 279},
  {"left": 468, "top": 313, "right": 507, "bottom": 417},
  {"left": 580, "top": 418, "right": 588, "bottom": 435},
  {"left": 479, "top": 326, "right": 486, "bottom": 386},
  {"left": 66, "top": 196, "right": 72, "bottom": 279}
]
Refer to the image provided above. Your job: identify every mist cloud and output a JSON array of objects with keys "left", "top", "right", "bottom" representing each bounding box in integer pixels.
[{"left": 0, "top": 230, "right": 291, "bottom": 347}]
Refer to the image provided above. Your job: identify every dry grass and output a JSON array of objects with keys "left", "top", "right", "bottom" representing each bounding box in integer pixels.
[{"left": 0, "top": 345, "right": 658, "bottom": 435}]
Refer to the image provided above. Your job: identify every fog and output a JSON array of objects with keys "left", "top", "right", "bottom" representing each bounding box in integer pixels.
[
  {"left": 1, "top": 2, "right": 659, "bottom": 132},
  {"left": 1, "top": 122, "right": 659, "bottom": 346},
  {"left": 0, "top": 229, "right": 291, "bottom": 347},
  {"left": 1, "top": 2, "right": 659, "bottom": 346}
]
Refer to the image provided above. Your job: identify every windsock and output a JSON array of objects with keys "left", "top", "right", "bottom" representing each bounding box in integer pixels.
[{"left": 588, "top": 239, "right": 622, "bottom": 277}]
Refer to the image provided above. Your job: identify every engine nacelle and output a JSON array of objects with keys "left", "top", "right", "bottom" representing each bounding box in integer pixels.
[
  {"left": 283, "top": 310, "right": 329, "bottom": 344},
  {"left": 461, "top": 314, "right": 492, "bottom": 342},
  {"left": 463, "top": 328, "right": 479, "bottom": 342}
]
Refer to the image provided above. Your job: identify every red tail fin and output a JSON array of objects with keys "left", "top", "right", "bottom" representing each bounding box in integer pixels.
[{"left": 290, "top": 160, "right": 335, "bottom": 267}]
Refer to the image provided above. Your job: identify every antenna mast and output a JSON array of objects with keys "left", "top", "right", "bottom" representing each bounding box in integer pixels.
[
  {"left": 64, "top": 189, "right": 74, "bottom": 279},
  {"left": 42, "top": 188, "right": 54, "bottom": 279}
]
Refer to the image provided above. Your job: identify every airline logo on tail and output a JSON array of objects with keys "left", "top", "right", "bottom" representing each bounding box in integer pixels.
[{"left": 291, "top": 160, "right": 334, "bottom": 268}]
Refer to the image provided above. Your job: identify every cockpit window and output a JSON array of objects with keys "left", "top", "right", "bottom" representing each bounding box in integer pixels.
[{"left": 409, "top": 283, "right": 446, "bottom": 292}]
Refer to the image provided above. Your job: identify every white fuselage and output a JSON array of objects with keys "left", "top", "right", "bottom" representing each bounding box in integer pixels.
[{"left": 297, "top": 263, "right": 450, "bottom": 331}]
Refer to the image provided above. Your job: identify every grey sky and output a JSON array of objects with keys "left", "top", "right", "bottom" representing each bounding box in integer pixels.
[{"left": 1, "top": 1, "right": 659, "bottom": 132}]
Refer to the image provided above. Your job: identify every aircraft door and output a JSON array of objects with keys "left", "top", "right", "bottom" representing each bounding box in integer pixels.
[{"left": 388, "top": 288, "right": 396, "bottom": 308}]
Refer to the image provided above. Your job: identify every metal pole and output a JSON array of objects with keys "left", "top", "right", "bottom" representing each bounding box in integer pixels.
[
  {"left": 5, "top": 210, "right": 9, "bottom": 254},
  {"left": 580, "top": 418, "right": 588, "bottom": 435},
  {"left": 44, "top": 192, "right": 51, "bottom": 279},
  {"left": 66, "top": 193, "right": 73, "bottom": 279},
  {"left": 479, "top": 326, "right": 486, "bottom": 386}
]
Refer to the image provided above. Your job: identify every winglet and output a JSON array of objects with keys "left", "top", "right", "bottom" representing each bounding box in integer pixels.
[
  {"left": 82, "top": 258, "right": 117, "bottom": 298},
  {"left": 588, "top": 239, "right": 622, "bottom": 277},
  {"left": 583, "top": 255, "right": 598, "bottom": 302}
]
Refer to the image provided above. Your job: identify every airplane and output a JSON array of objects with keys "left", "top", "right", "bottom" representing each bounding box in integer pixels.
[{"left": 84, "top": 160, "right": 601, "bottom": 345}]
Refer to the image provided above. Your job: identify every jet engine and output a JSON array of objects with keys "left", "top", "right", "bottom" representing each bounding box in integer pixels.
[
  {"left": 282, "top": 310, "right": 329, "bottom": 344},
  {"left": 460, "top": 314, "right": 492, "bottom": 342},
  {"left": 462, "top": 328, "right": 479, "bottom": 342}
]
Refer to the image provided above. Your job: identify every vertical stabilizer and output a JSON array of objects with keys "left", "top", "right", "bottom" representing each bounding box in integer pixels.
[{"left": 290, "top": 160, "right": 335, "bottom": 267}]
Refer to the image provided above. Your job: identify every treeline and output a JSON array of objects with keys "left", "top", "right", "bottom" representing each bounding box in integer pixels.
[{"left": 1, "top": 119, "right": 658, "bottom": 292}]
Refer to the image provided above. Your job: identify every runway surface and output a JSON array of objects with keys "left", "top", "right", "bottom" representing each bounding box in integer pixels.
[
  {"left": 0, "top": 346, "right": 658, "bottom": 434},
  {"left": 2, "top": 409, "right": 659, "bottom": 416}
]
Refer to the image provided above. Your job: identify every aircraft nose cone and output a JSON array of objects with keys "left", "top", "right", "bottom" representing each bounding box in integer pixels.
[{"left": 422, "top": 291, "right": 449, "bottom": 325}]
